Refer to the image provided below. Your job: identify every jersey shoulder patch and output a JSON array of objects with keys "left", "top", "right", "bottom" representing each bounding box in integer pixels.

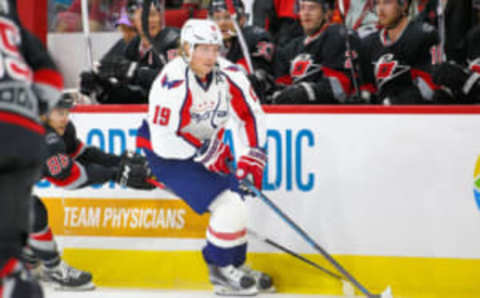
[{"left": 45, "top": 132, "right": 60, "bottom": 145}]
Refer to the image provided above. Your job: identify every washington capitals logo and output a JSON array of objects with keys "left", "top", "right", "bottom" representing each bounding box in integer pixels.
[
  {"left": 161, "top": 75, "right": 184, "bottom": 89},
  {"left": 226, "top": 66, "right": 240, "bottom": 72}
]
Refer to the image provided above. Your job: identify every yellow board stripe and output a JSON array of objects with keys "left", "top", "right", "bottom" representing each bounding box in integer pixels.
[
  {"left": 63, "top": 248, "right": 480, "bottom": 297},
  {"left": 42, "top": 198, "right": 209, "bottom": 238}
]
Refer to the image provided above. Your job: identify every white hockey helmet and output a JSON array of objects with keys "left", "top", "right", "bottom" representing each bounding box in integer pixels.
[{"left": 180, "top": 19, "right": 223, "bottom": 60}]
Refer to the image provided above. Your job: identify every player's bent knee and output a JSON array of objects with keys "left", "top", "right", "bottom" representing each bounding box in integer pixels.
[{"left": 207, "top": 191, "right": 248, "bottom": 248}]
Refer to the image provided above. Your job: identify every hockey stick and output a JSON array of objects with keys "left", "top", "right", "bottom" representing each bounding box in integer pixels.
[
  {"left": 229, "top": 166, "right": 391, "bottom": 298},
  {"left": 224, "top": 0, "right": 254, "bottom": 74},
  {"left": 144, "top": 176, "right": 354, "bottom": 294},
  {"left": 247, "top": 229, "right": 356, "bottom": 296},
  {"left": 246, "top": 229, "right": 342, "bottom": 281},
  {"left": 436, "top": 0, "right": 446, "bottom": 63},
  {"left": 80, "top": 0, "right": 97, "bottom": 104},
  {"left": 337, "top": 0, "right": 361, "bottom": 99}
]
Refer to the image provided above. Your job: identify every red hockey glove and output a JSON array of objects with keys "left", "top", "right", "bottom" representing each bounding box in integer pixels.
[
  {"left": 236, "top": 147, "right": 267, "bottom": 190},
  {"left": 194, "top": 129, "right": 233, "bottom": 174}
]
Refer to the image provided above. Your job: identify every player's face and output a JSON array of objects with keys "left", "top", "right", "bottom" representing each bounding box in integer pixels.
[
  {"left": 47, "top": 108, "right": 70, "bottom": 136},
  {"left": 133, "top": 5, "right": 163, "bottom": 38},
  {"left": 299, "top": 1, "right": 325, "bottom": 35},
  {"left": 211, "top": 10, "right": 235, "bottom": 40},
  {"left": 376, "top": 0, "right": 404, "bottom": 28},
  {"left": 190, "top": 44, "right": 220, "bottom": 78}
]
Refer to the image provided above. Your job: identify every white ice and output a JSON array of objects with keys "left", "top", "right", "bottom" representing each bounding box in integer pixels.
[{"left": 44, "top": 287, "right": 341, "bottom": 298}]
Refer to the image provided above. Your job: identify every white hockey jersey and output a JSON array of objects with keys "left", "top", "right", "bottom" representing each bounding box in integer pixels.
[{"left": 147, "top": 56, "right": 266, "bottom": 160}]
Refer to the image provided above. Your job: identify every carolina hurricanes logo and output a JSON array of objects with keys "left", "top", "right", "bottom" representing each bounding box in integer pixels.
[
  {"left": 161, "top": 75, "right": 184, "bottom": 89},
  {"left": 374, "top": 54, "right": 410, "bottom": 88},
  {"left": 375, "top": 55, "right": 398, "bottom": 80},
  {"left": 290, "top": 54, "right": 314, "bottom": 79}
]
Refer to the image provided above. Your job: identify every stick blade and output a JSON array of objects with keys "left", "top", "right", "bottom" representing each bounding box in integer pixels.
[
  {"left": 341, "top": 280, "right": 355, "bottom": 297},
  {"left": 380, "top": 286, "right": 393, "bottom": 298}
]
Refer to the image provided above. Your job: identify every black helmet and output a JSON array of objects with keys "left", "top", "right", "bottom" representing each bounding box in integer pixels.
[
  {"left": 55, "top": 94, "right": 74, "bottom": 109},
  {"left": 208, "top": 0, "right": 245, "bottom": 17}
]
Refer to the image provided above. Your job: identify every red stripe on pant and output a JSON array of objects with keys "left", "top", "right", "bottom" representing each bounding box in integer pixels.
[
  {"left": 31, "top": 227, "right": 54, "bottom": 241},
  {"left": 208, "top": 226, "right": 247, "bottom": 241}
]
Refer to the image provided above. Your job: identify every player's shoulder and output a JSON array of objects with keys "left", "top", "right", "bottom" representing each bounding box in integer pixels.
[
  {"left": 243, "top": 25, "right": 272, "bottom": 42},
  {"left": 151, "top": 57, "right": 187, "bottom": 94},
  {"left": 405, "top": 20, "right": 438, "bottom": 44},
  {"left": 44, "top": 125, "right": 66, "bottom": 153},
  {"left": 218, "top": 57, "right": 246, "bottom": 77}
]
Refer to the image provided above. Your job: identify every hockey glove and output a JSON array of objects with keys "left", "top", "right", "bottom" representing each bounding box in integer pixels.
[
  {"left": 116, "top": 159, "right": 155, "bottom": 190},
  {"left": 247, "top": 70, "right": 275, "bottom": 103},
  {"left": 273, "top": 82, "right": 314, "bottom": 104},
  {"left": 97, "top": 56, "right": 138, "bottom": 83},
  {"left": 120, "top": 150, "right": 148, "bottom": 167},
  {"left": 194, "top": 128, "right": 233, "bottom": 175},
  {"left": 433, "top": 61, "right": 480, "bottom": 102},
  {"left": 236, "top": 147, "right": 267, "bottom": 190}
]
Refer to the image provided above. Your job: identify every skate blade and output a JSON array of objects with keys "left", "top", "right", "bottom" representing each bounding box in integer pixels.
[
  {"left": 258, "top": 285, "right": 276, "bottom": 293},
  {"left": 214, "top": 285, "right": 258, "bottom": 296},
  {"left": 53, "top": 281, "right": 96, "bottom": 291}
]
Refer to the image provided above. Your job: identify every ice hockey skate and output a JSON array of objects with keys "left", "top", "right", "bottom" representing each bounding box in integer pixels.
[
  {"left": 238, "top": 265, "right": 275, "bottom": 293},
  {"left": 43, "top": 261, "right": 95, "bottom": 291},
  {"left": 208, "top": 264, "right": 258, "bottom": 296}
]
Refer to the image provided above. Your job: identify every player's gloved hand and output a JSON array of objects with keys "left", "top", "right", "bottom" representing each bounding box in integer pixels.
[
  {"left": 236, "top": 147, "right": 267, "bottom": 190},
  {"left": 79, "top": 71, "right": 103, "bottom": 96},
  {"left": 116, "top": 159, "right": 155, "bottom": 190},
  {"left": 194, "top": 128, "right": 233, "bottom": 175},
  {"left": 247, "top": 70, "right": 275, "bottom": 103},
  {"left": 120, "top": 150, "right": 148, "bottom": 166},
  {"left": 273, "top": 83, "right": 311, "bottom": 104},
  {"left": 433, "top": 61, "right": 480, "bottom": 98},
  {"left": 97, "top": 56, "right": 138, "bottom": 83}
]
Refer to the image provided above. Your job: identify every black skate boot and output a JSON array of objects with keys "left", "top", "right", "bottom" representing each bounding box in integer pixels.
[
  {"left": 238, "top": 265, "right": 275, "bottom": 293},
  {"left": 208, "top": 264, "right": 258, "bottom": 296},
  {"left": 43, "top": 261, "right": 95, "bottom": 291}
]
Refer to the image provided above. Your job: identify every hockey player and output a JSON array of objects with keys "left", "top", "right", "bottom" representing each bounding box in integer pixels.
[
  {"left": 80, "top": 0, "right": 179, "bottom": 103},
  {"left": 363, "top": 0, "right": 454, "bottom": 104},
  {"left": 0, "top": 0, "right": 63, "bottom": 297},
  {"left": 208, "top": 0, "right": 276, "bottom": 102},
  {"left": 272, "top": 0, "right": 373, "bottom": 104},
  {"left": 24, "top": 95, "right": 154, "bottom": 290},
  {"left": 136, "top": 19, "right": 274, "bottom": 296}
]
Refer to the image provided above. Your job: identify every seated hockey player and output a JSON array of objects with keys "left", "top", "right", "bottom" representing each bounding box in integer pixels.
[
  {"left": 272, "top": 0, "right": 373, "bottom": 104},
  {"left": 137, "top": 19, "right": 274, "bottom": 296},
  {"left": 363, "top": 0, "right": 456, "bottom": 104},
  {"left": 208, "top": 0, "right": 276, "bottom": 102},
  {"left": 80, "top": 0, "right": 179, "bottom": 104},
  {"left": 0, "top": 1, "right": 63, "bottom": 297},
  {"left": 24, "top": 95, "right": 154, "bottom": 291}
]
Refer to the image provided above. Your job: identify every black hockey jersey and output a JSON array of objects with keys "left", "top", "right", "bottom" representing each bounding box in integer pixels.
[
  {"left": 43, "top": 121, "right": 121, "bottom": 189},
  {"left": 224, "top": 25, "right": 275, "bottom": 75},
  {"left": 0, "top": 0, "right": 62, "bottom": 135},
  {"left": 125, "top": 27, "right": 180, "bottom": 90},
  {"left": 363, "top": 20, "right": 440, "bottom": 104},
  {"left": 274, "top": 23, "right": 373, "bottom": 102}
]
